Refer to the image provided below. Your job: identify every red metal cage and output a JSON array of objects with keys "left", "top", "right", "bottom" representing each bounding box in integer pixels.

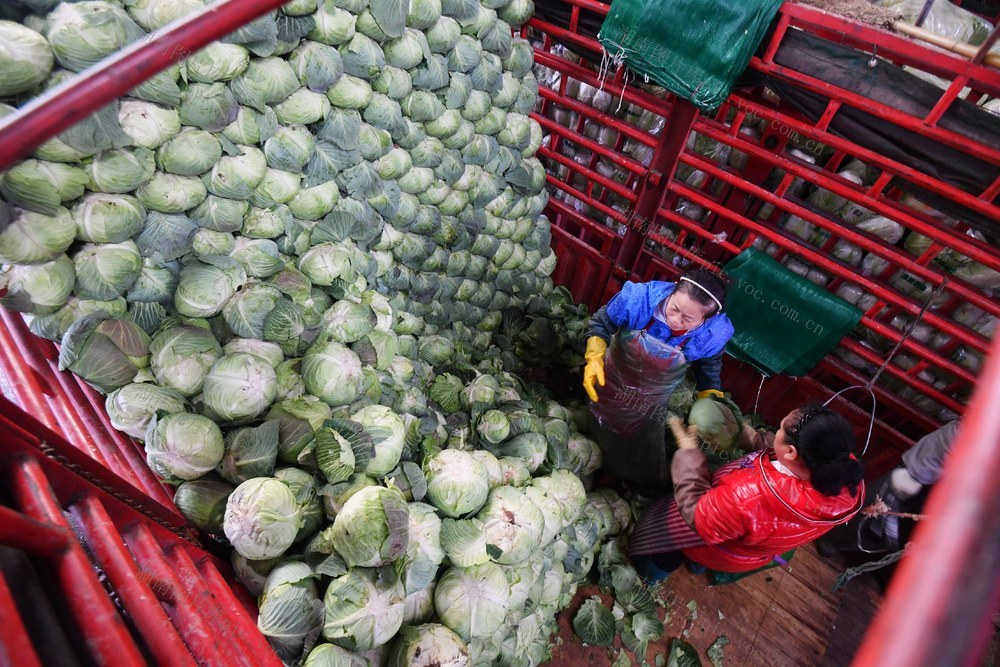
[{"left": 524, "top": 0, "right": 1000, "bottom": 469}]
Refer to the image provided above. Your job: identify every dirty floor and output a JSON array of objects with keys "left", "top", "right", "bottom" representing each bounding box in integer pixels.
[{"left": 546, "top": 542, "right": 883, "bottom": 666}]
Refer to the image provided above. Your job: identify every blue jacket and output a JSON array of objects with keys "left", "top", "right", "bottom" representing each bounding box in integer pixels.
[{"left": 589, "top": 280, "right": 735, "bottom": 390}]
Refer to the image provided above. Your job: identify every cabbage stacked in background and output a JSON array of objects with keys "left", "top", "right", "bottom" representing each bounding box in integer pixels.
[
  {"left": 0, "top": 0, "right": 586, "bottom": 377},
  {"left": 0, "top": 0, "right": 628, "bottom": 664}
]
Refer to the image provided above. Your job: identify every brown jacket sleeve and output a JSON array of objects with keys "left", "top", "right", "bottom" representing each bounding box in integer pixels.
[
  {"left": 671, "top": 448, "right": 711, "bottom": 527},
  {"left": 751, "top": 430, "right": 775, "bottom": 452},
  {"left": 672, "top": 431, "right": 776, "bottom": 527}
]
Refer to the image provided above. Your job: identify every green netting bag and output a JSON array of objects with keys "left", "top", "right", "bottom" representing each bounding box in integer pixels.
[
  {"left": 722, "top": 248, "right": 863, "bottom": 376},
  {"left": 598, "top": 0, "right": 783, "bottom": 111}
]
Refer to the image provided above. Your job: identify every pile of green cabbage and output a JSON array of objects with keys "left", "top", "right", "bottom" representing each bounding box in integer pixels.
[
  {"left": 0, "top": 0, "right": 588, "bottom": 377},
  {"left": 0, "top": 0, "right": 632, "bottom": 664}
]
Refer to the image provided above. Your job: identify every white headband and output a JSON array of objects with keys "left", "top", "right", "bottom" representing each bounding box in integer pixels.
[{"left": 679, "top": 276, "right": 723, "bottom": 313}]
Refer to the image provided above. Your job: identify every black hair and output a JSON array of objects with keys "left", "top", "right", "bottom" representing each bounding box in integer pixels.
[
  {"left": 785, "top": 404, "right": 864, "bottom": 497},
  {"left": 676, "top": 268, "right": 727, "bottom": 317}
]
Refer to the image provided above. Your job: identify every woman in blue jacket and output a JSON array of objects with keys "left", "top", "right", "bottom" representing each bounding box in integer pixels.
[{"left": 583, "top": 268, "right": 734, "bottom": 403}]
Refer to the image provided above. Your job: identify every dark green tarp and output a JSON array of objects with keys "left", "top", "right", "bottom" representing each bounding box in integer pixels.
[{"left": 722, "top": 248, "right": 863, "bottom": 376}]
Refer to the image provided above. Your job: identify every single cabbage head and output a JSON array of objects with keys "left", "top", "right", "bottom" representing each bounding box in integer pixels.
[
  {"left": 105, "top": 381, "right": 187, "bottom": 440},
  {"left": 0, "top": 21, "right": 54, "bottom": 96},
  {"left": 388, "top": 624, "right": 469, "bottom": 667},
  {"left": 330, "top": 485, "right": 409, "bottom": 568},
  {"left": 322, "top": 567, "right": 405, "bottom": 652},
  {"left": 257, "top": 560, "right": 324, "bottom": 661},
  {"left": 202, "top": 352, "right": 279, "bottom": 421},
  {"left": 59, "top": 313, "right": 150, "bottom": 394},
  {"left": 433, "top": 562, "right": 510, "bottom": 642},
  {"left": 424, "top": 449, "right": 489, "bottom": 518},
  {"left": 144, "top": 412, "right": 225, "bottom": 481},
  {"left": 149, "top": 321, "right": 223, "bottom": 397},
  {"left": 224, "top": 477, "right": 303, "bottom": 560},
  {"left": 686, "top": 396, "right": 742, "bottom": 452},
  {"left": 302, "top": 341, "right": 363, "bottom": 407},
  {"left": 350, "top": 404, "right": 405, "bottom": 476}
]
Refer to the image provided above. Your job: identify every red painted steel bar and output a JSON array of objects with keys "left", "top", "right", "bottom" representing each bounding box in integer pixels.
[
  {"left": 0, "top": 318, "right": 56, "bottom": 429},
  {"left": 653, "top": 206, "right": 742, "bottom": 255},
  {"left": 750, "top": 59, "right": 1000, "bottom": 166},
  {"left": 123, "top": 523, "right": 237, "bottom": 666},
  {"left": 781, "top": 2, "right": 1000, "bottom": 95},
  {"left": 0, "top": 572, "right": 43, "bottom": 667},
  {"left": 545, "top": 175, "right": 630, "bottom": 226},
  {"left": 816, "top": 356, "right": 941, "bottom": 433},
  {"left": 0, "top": 505, "right": 72, "bottom": 557},
  {"left": 0, "top": 313, "right": 173, "bottom": 506},
  {"left": 661, "top": 168, "right": 995, "bottom": 328},
  {"left": 553, "top": 200, "right": 611, "bottom": 263},
  {"left": 690, "top": 117, "right": 1000, "bottom": 273},
  {"left": 195, "top": 557, "right": 265, "bottom": 625},
  {"left": 0, "top": 0, "right": 290, "bottom": 170},
  {"left": 836, "top": 338, "right": 966, "bottom": 413},
  {"left": 852, "top": 335, "right": 1000, "bottom": 667},
  {"left": 616, "top": 100, "right": 701, "bottom": 279},
  {"left": 168, "top": 545, "right": 283, "bottom": 665},
  {"left": 535, "top": 76, "right": 661, "bottom": 148},
  {"left": 0, "top": 310, "right": 110, "bottom": 464},
  {"left": 45, "top": 364, "right": 144, "bottom": 487},
  {"left": 0, "top": 397, "right": 190, "bottom": 533},
  {"left": 534, "top": 111, "right": 648, "bottom": 176},
  {"left": 546, "top": 0, "right": 612, "bottom": 16},
  {"left": 531, "top": 41, "right": 674, "bottom": 115},
  {"left": 670, "top": 182, "right": 991, "bottom": 377},
  {"left": 196, "top": 562, "right": 282, "bottom": 660},
  {"left": 923, "top": 75, "right": 971, "bottom": 128},
  {"left": 71, "top": 495, "right": 197, "bottom": 666},
  {"left": 74, "top": 372, "right": 168, "bottom": 499},
  {"left": 537, "top": 145, "right": 638, "bottom": 201},
  {"left": 674, "top": 151, "right": 998, "bottom": 345},
  {"left": 722, "top": 92, "right": 1000, "bottom": 230},
  {"left": 6, "top": 455, "right": 147, "bottom": 667}
]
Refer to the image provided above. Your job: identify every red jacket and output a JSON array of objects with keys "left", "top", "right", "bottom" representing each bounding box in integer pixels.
[{"left": 681, "top": 450, "right": 864, "bottom": 572}]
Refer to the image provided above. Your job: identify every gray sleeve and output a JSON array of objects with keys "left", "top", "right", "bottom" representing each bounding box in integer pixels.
[
  {"left": 587, "top": 305, "right": 620, "bottom": 343},
  {"left": 901, "top": 420, "right": 960, "bottom": 486}
]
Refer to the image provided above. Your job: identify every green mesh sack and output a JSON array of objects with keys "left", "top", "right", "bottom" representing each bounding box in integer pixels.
[{"left": 598, "top": 0, "right": 783, "bottom": 111}]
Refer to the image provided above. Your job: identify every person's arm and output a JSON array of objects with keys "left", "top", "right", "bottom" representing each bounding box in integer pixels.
[
  {"left": 736, "top": 426, "right": 774, "bottom": 453},
  {"left": 672, "top": 447, "right": 712, "bottom": 527},
  {"left": 669, "top": 417, "right": 710, "bottom": 526},
  {"left": 690, "top": 351, "right": 723, "bottom": 392},
  {"left": 901, "top": 419, "right": 960, "bottom": 486},
  {"left": 670, "top": 418, "right": 748, "bottom": 541},
  {"left": 587, "top": 304, "right": 620, "bottom": 343}
]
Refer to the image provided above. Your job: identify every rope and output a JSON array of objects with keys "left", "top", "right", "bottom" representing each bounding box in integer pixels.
[
  {"left": 823, "top": 278, "right": 949, "bottom": 459},
  {"left": 833, "top": 543, "right": 911, "bottom": 590},
  {"left": 868, "top": 277, "right": 948, "bottom": 390},
  {"left": 753, "top": 373, "right": 767, "bottom": 417}
]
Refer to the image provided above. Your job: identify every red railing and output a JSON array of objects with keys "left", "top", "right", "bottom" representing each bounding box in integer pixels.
[
  {"left": 527, "top": 0, "right": 1000, "bottom": 445},
  {"left": 0, "top": 396, "right": 280, "bottom": 665}
]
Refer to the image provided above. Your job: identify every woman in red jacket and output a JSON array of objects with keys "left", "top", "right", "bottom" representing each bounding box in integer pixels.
[{"left": 629, "top": 404, "right": 865, "bottom": 579}]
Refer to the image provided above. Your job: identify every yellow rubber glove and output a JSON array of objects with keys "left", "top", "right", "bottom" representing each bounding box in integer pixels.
[
  {"left": 582, "top": 336, "right": 607, "bottom": 402},
  {"left": 697, "top": 389, "right": 725, "bottom": 400}
]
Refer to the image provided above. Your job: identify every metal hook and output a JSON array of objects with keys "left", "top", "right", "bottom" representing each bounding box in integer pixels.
[{"left": 868, "top": 45, "right": 878, "bottom": 69}]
